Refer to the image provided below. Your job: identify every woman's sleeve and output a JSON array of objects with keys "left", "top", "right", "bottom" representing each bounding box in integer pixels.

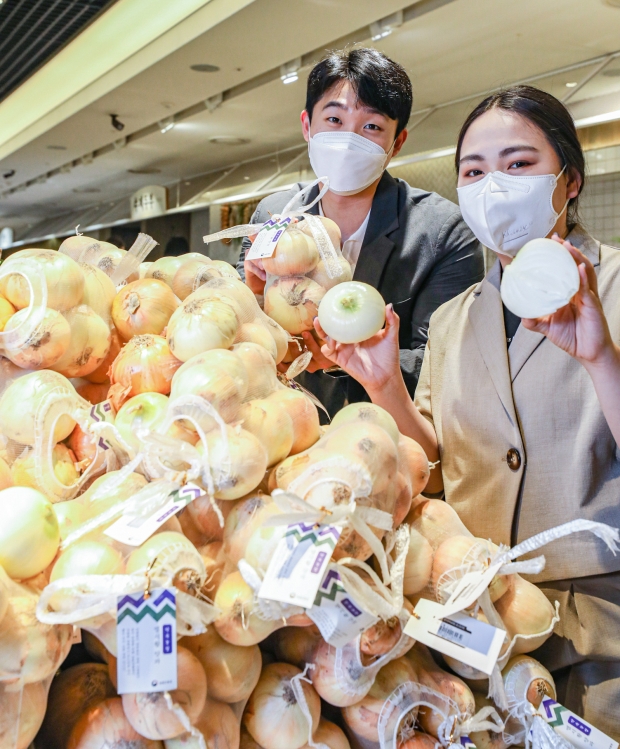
[{"left": 414, "top": 336, "right": 434, "bottom": 428}]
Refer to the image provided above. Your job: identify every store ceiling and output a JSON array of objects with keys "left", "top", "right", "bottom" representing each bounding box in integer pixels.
[
  {"left": 0, "top": 0, "right": 117, "bottom": 104},
  {"left": 3, "top": 0, "right": 620, "bottom": 240}
]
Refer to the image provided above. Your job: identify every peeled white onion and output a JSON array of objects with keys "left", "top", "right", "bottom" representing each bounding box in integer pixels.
[
  {"left": 500, "top": 237, "right": 580, "bottom": 319},
  {"left": 318, "top": 281, "right": 385, "bottom": 344}
]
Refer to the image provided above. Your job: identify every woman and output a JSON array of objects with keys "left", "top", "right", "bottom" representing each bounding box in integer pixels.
[{"left": 315, "top": 85, "right": 620, "bottom": 735}]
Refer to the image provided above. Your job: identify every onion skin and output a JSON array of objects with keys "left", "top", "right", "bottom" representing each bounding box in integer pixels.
[
  {"left": 11, "top": 442, "right": 80, "bottom": 493},
  {"left": 0, "top": 294, "right": 15, "bottom": 331},
  {"left": 494, "top": 575, "right": 556, "bottom": 654},
  {"left": 51, "top": 304, "right": 112, "bottom": 378},
  {"left": 181, "top": 626, "right": 262, "bottom": 703},
  {"left": 68, "top": 697, "right": 164, "bottom": 749},
  {"left": 80, "top": 263, "right": 117, "bottom": 322},
  {"left": 223, "top": 494, "right": 280, "bottom": 566},
  {"left": 232, "top": 341, "right": 279, "bottom": 400},
  {"left": 187, "top": 496, "right": 234, "bottom": 541},
  {"left": 235, "top": 321, "right": 278, "bottom": 360},
  {"left": 172, "top": 257, "right": 220, "bottom": 301},
  {"left": 4, "top": 306, "right": 71, "bottom": 369},
  {"left": 0, "top": 679, "right": 48, "bottom": 749},
  {"left": 299, "top": 215, "right": 341, "bottom": 250},
  {"left": 244, "top": 662, "right": 321, "bottom": 749},
  {"left": 166, "top": 296, "right": 239, "bottom": 361},
  {"left": 403, "top": 527, "right": 434, "bottom": 596},
  {"left": 1, "top": 250, "right": 84, "bottom": 311},
  {"left": 307, "top": 256, "right": 352, "bottom": 291},
  {"left": 84, "top": 325, "right": 122, "bottom": 384},
  {"left": 108, "top": 334, "right": 182, "bottom": 410},
  {"left": 359, "top": 616, "right": 403, "bottom": 659},
  {"left": 113, "top": 278, "right": 180, "bottom": 340},
  {"left": 74, "top": 380, "right": 111, "bottom": 404},
  {"left": 122, "top": 647, "right": 208, "bottom": 740},
  {"left": 147, "top": 256, "right": 184, "bottom": 287},
  {"left": 266, "top": 388, "right": 320, "bottom": 455},
  {"left": 262, "top": 228, "right": 320, "bottom": 277},
  {"left": 38, "top": 663, "right": 116, "bottom": 749},
  {"left": 214, "top": 570, "right": 279, "bottom": 646},
  {"left": 238, "top": 398, "right": 294, "bottom": 467},
  {"left": 301, "top": 718, "right": 350, "bottom": 749},
  {"left": 165, "top": 697, "right": 240, "bottom": 749},
  {"left": 398, "top": 436, "right": 430, "bottom": 497},
  {"left": 407, "top": 499, "right": 472, "bottom": 551},
  {"left": 272, "top": 626, "right": 322, "bottom": 670},
  {"left": 264, "top": 276, "right": 326, "bottom": 335},
  {"left": 50, "top": 540, "right": 125, "bottom": 582}
]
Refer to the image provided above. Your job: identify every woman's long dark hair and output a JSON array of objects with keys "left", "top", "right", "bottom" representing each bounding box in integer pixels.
[{"left": 455, "top": 85, "right": 586, "bottom": 227}]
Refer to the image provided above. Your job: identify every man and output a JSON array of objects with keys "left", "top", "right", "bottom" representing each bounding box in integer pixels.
[{"left": 238, "top": 47, "right": 483, "bottom": 415}]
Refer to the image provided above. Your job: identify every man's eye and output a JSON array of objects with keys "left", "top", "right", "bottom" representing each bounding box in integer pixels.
[
  {"left": 326, "top": 117, "right": 341, "bottom": 124},
  {"left": 364, "top": 123, "right": 381, "bottom": 131}
]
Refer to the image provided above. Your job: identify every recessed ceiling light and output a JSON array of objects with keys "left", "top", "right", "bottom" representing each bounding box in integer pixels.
[
  {"left": 209, "top": 136, "right": 250, "bottom": 145},
  {"left": 565, "top": 81, "right": 578, "bottom": 88},
  {"left": 191, "top": 64, "right": 220, "bottom": 73},
  {"left": 47, "top": 145, "right": 67, "bottom": 150},
  {"left": 72, "top": 187, "right": 100, "bottom": 194},
  {"left": 244, "top": 176, "right": 250, "bottom": 181},
  {"left": 128, "top": 168, "right": 162, "bottom": 174}
]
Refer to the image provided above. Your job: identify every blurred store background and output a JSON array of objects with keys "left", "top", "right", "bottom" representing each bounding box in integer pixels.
[{"left": 2, "top": 0, "right": 620, "bottom": 266}]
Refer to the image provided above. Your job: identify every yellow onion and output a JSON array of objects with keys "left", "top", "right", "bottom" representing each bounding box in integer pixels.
[
  {"left": 0, "top": 679, "right": 48, "bottom": 749},
  {"left": 235, "top": 320, "right": 278, "bottom": 360},
  {"left": 403, "top": 527, "right": 434, "bottom": 596},
  {"left": 108, "top": 334, "right": 182, "bottom": 410},
  {"left": 38, "top": 663, "right": 116, "bottom": 749},
  {"left": 67, "top": 423, "right": 106, "bottom": 473},
  {"left": 331, "top": 402, "right": 400, "bottom": 446},
  {"left": 59, "top": 235, "right": 118, "bottom": 262},
  {"left": 302, "top": 719, "right": 350, "bottom": 749},
  {"left": 139, "top": 261, "right": 153, "bottom": 278},
  {"left": 0, "top": 294, "right": 15, "bottom": 331},
  {"left": 408, "top": 499, "right": 472, "bottom": 551},
  {"left": 182, "top": 626, "right": 262, "bottom": 703},
  {"left": 198, "top": 425, "right": 268, "bottom": 500},
  {"left": 399, "top": 734, "right": 439, "bottom": 749},
  {"left": 232, "top": 341, "right": 279, "bottom": 399},
  {"left": 431, "top": 535, "right": 511, "bottom": 604},
  {"left": 238, "top": 398, "right": 294, "bottom": 467},
  {"left": 494, "top": 575, "right": 556, "bottom": 654},
  {"left": 147, "top": 255, "right": 184, "bottom": 287},
  {"left": 166, "top": 296, "right": 239, "bottom": 362},
  {"left": 0, "top": 456, "right": 12, "bottom": 491},
  {"left": 307, "top": 256, "right": 352, "bottom": 291},
  {"left": 170, "top": 349, "right": 249, "bottom": 424},
  {"left": 299, "top": 215, "right": 341, "bottom": 250},
  {"left": 469, "top": 692, "right": 521, "bottom": 749},
  {"left": 214, "top": 570, "right": 278, "bottom": 646},
  {"left": 125, "top": 531, "right": 200, "bottom": 578},
  {"left": 0, "top": 487, "right": 60, "bottom": 579},
  {"left": 4, "top": 306, "right": 71, "bottom": 369},
  {"left": 73, "top": 380, "right": 111, "bottom": 404},
  {"left": 393, "top": 471, "right": 413, "bottom": 527},
  {"left": 310, "top": 639, "right": 365, "bottom": 707},
  {"left": 502, "top": 654, "right": 556, "bottom": 710},
  {"left": 265, "top": 276, "right": 326, "bottom": 335},
  {"left": 262, "top": 227, "right": 320, "bottom": 277},
  {"left": 54, "top": 498, "right": 87, "bottom": 542},
  {"left": 360, "top": 616, "right": 403, "bottom": 659},
  {"left": 343, "top": 657, "right": 418, "bottom": 743},
  {"left": 80, "top": 263, "right": 117, "bottom": 321},
  {"left": 1, "top": 250, "right": 84, "bottom": 310},
  {"left": 83, "top": 325, "right": 121, "bottom": 385},
  {"left": 172, "top": 256, "right": 219, "bottom": 300},
  {"left": 194, "top": 276, "right": 262, "bottom": 320},
  {"left": 0, "top": 580, "right": 71, "bottom": 683},
  {"left": 187, "top": 496, "right": 234, "bottom": 541},
  {"left": 197, "top": 541, "right": 224, "bottom": 598},
  {"left": 69, "top": 696, "right": 165, "bottom": 749},
  {"left": 115, "top": 391, "right": 169, "bottom": 452},
  {"left": 112, "top": 278, "right": 180, "bottom": 340},
  {"left": 51, "top": 305, "right": 111, "bottom": 378},
  {"left": 266, "top": 388, "right": 320, "bottom": 454},
  {"left": 223, "top": 494, "right": 280, "bottom": 565},
  {"left": 122, "top": 647, "right": 207, "bottom": 740},
  {"left": 272, "top": 626, "right": 322, "bottom": 670},
  {"left": 50, "top": 540, "right": 125, "bottom": 582},
  {"left": 398, "top": 436, "right": 430, "bottom": 498},
  {"left": 211, "top": 259, "right": 241, "bottom": 279},
  {"left": 11, "top": 443, "right": 80, "bottom": 492},
  {"left": 95, "top": 246, "right": 127, "bottom": 279},
  {"left": 165, "top": 697, "right": 240, "bottom": 749},
  {"left": 264, "top": 316, "right": 289, "bottom": 364},
  {"left": 243, "top": 520, "right": 286, "bottom": 574},
  {"left": 244, "top": 662, "right": 321, "bottom": 749}
]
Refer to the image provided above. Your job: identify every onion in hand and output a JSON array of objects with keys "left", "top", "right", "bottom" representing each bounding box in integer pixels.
[{"left": 318, "top": 281, "right": 385, "bottom": 344}]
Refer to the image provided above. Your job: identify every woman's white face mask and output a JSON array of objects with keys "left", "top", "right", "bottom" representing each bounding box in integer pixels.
[
  {"left": 308, "top": 131, "right": 394, "bottom": 196},
  {"left": 457, "top": 166, "right": 568, "bottom": 257}
]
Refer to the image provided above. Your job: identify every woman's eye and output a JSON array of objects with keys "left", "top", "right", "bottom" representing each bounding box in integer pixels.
[
  {"left": 508, "top": 160, "right": 530, "bottom": 169},
  {"left": 464, "top": 169, "right": 484, "bottom": 178}
]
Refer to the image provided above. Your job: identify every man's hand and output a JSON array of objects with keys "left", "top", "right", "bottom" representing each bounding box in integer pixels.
[{"left": 244, "top": 258, "right": 266, "bottom": 294}]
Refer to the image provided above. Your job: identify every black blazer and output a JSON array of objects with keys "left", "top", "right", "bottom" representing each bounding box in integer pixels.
[{"left": 237, "top": 172, "right": 484, "bottom": 416}]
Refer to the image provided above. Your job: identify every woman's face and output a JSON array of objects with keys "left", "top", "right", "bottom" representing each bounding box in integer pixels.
[{"left": 457, "top": 108, "right": 581, "bottom": 239}]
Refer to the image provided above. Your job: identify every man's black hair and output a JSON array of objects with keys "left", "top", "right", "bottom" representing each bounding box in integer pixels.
[{"left": 305, "top": 48, "right": 413, "bottom": 137}]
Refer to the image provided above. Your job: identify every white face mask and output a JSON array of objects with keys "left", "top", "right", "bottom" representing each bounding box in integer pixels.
[
  {"left": 456, "top": 167, "right": 568, "bottom": 257},
  {"left": 308, "top": 131, "right": 393, "bottom": 196}
]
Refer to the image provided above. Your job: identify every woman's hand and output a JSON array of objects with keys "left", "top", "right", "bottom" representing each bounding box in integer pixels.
[
  {"left": 244, "top": 258, "right": 266, "bottom": 294},
  {"left": 522, "top": 236, "right": 617, "bottom": 367},
  {"left": 313, "top": 304, "right": 402, "bottom": 395}
]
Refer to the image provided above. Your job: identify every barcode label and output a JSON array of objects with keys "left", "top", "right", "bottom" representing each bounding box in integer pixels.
[{"left": 437, "top": 618, "right": 471, "bottom": 648}]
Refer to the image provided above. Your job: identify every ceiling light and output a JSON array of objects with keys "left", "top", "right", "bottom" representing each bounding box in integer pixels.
[
  {"left": 209, "top": 136, "right": 250, "bottom": 145},
  {"left": 205, "top": 92, "right": 223, "bottom": 113},
  {"left": 370, "top": 10, "right": 403, "bottom": 41},
  {"left": 244, "top": 176, "right": 250, "bottom": 181},
  {"left": 47, "top": 145, "right": 67, "bottom": 150},
  {"left": 72, "top": 187, "right": 101, "bottom": 194},
  {"left": 280, "top": 58, "right": 301, "bottom": 85},
  {"left": 158, "top": 117, "right": 175, "bottom": 134},
  {"left": 565, "top": 81, "right": 578, "bottom": 88},
  {"left": 191, "top": 64, "right": 220, "bottom": 73},
  {"left": 111, "top": 114, "right": 125, "bottom": 131},
  {"left": 574, "top": 109, "right": 620, "bottom": 127},
  {"left": 81, "top": 154, "right": 94, "bottom": 165},
  {"left": 128, "top": 167, "right": 162, "bottom": 174}
]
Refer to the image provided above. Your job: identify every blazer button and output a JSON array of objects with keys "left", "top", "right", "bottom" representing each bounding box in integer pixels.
[{"left": 506, "top": 448, "right": 521, "bottom": 471}]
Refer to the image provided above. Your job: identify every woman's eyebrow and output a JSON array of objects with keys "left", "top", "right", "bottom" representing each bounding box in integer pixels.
[{"left": 459, "top": 144, "right": 539, "bottom": 165}]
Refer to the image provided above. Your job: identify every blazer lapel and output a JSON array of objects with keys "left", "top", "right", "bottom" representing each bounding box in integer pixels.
[
  {"left": 468, "top": 260, "right": 519, "bottom": 426},
  {"left": 353, "top": 172, "right": 399, "bottom": 287}
]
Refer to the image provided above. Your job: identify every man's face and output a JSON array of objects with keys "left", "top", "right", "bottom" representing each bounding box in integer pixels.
[{"left": 301, "top": 81, "right": 407, "bottom": 157}]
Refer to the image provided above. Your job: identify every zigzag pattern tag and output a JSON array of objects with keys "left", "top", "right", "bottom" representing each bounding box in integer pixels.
[
  {"left": 535, "top": 698, "right": 618, "bottom": 749},
  {"left": 246, "top": 216, "right": 293, "bottom": 260},
  {"left": 116, "top": 587, "right": 177, "bottom": 694}
]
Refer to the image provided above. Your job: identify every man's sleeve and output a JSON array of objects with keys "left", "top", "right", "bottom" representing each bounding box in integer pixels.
[
  {"left": 401, "top": 212, "right": 483, "bottom": 396},
  {"left": 236, "top": 206, "right": 262, "bottom": 281}
]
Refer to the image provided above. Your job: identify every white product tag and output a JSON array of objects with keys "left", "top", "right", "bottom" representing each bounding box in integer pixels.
[
  {"left": 307, "top": 568, "right": 378, "bottom": 647},
  {"left": 104, "top": 482, "right": 203, "bottom": 547},
  {"left": 70, "top": 625, "right": 82, "bottom": 644},
  {"left": 258, "top": 521, "right": 342, "bottom": 609},
  {"left": 116, "top": 587, "right": 177, "bottom": 695},
  {"left": 246, "top": 217, "right": 293, "bottom": 260},
  {"left": 535, "top": 697, "right": 619, "bottom": 749},
  {"left": 441, "top": 561, "right": 503, "bottom": 618},
  {"left": 404, "top": 598, "right": 505, "bottom": 675}
]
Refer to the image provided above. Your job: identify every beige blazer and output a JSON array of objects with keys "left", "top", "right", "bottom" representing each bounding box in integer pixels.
[{"left": 415, "top": 227, "right": 620, "bottom": 582}]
